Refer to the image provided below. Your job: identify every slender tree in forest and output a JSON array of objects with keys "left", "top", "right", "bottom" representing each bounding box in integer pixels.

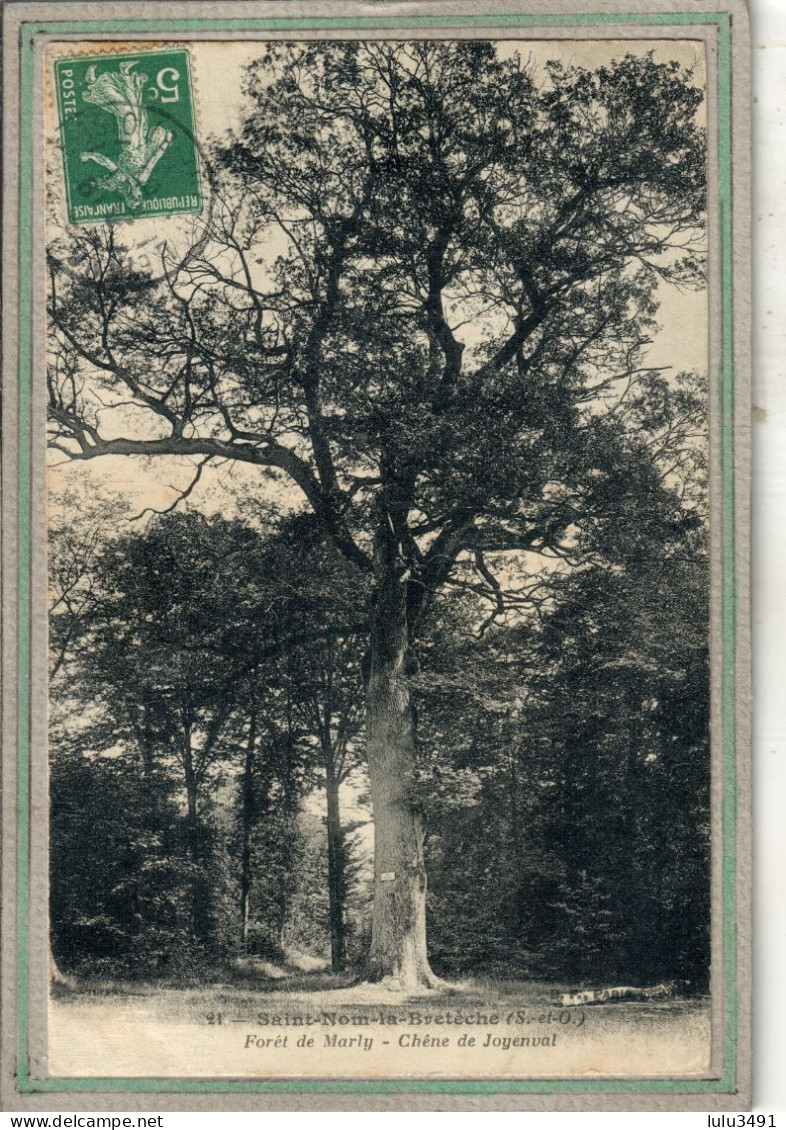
[
  {"left": 245, "top": 521, "right": 367, "bottom": 970},
  {"left": 288, "top": 629, "right": 365, "bottom": 971},
  {"left": 48, "top": 43, "right": 706, "bottom": 987}
]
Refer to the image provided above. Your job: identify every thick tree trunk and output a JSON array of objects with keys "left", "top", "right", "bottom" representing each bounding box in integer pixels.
[
  {"left": 364, "top": 511, "right": 441, "bottom": 990},
  {"left": 325, "top": 761, "right": 347, "bottom": 972}
]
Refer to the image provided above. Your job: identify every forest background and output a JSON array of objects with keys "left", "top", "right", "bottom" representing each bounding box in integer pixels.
[{"left": 45, "top": 37, "right": 711, "bottom": 995}]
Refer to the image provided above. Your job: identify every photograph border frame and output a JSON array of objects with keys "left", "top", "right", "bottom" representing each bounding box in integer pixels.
[{"left": 1, "top": 0, "right": 751, "bottom": 1109}]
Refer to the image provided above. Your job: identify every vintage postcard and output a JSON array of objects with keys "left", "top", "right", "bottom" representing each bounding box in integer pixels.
[{"left": 1, "top": 0, "right": 750, "bottom": 1112}]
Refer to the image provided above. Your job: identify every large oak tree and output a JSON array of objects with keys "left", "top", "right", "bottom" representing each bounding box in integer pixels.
[{"left": 48, "top": 41, "right": 706, "bottom": 988}]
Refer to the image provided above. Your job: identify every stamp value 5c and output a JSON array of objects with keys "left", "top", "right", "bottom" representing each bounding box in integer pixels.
[{"left": 54, "top": 48, "right": 202, "bottom": 225}]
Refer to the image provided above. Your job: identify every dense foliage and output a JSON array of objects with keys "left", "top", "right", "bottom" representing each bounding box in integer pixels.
[
  {"left": 47, "top": 41, "right": 709, "bottom": 987},
  {"left": 421, "top": 532, "right": 709, "bottom": 986},
  {"left": 50, "top": 504, "right": 709, "bottom": 987}
]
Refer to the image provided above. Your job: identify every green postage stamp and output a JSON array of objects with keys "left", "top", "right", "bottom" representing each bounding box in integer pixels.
[{"left": 54, "top": 49, "right": 202, "bottom": 224}]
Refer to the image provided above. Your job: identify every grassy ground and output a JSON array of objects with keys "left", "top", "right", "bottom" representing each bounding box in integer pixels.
[
  {"left": 49, "top": 970, "right": 711, "bottom": 1078},
  {"left": 51, "top": 968, "right": 707, "bottom": 1027}
]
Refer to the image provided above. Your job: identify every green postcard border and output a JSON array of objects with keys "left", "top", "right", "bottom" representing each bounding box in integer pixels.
[{"left": 15, "top": 8, "right": 739, "bottom": 1098}]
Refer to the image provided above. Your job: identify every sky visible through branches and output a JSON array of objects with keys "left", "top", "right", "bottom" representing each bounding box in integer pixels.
[{"left": 45, "top": 37, "right": 708, "bottom": 525}]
